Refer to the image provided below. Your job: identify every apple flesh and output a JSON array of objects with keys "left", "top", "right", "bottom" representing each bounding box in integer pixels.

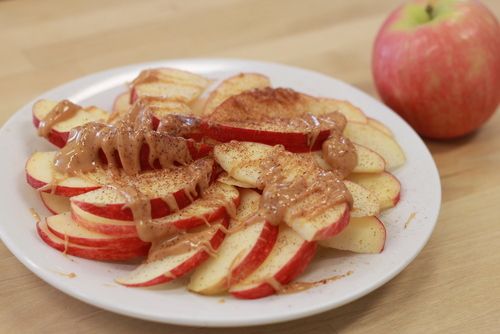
[
  {"left": 26, "top": 151, "right": 104, "bottom": 197},
  {"left": 229, "top": 225, "right": 317, "bottom": 299},
  {"left": 348, "top": 172, "right": 401, "bottom": 210},
  {"left": 373, "top": 0, "right": 500, "bottom": 139},
  {"left": 319, "top": 216, "right": 386, "bottom": 253},
  {"left": 344, "top": 122, "right": 405, "bottom": 170},
  {"left": 115, "top": 216, "right": 229, "bottom": 287},
  {"left": 40, "top": 192, "right": 70, "bottom": 214},
  {"left": 188, "top": 189, "right": 279, "bottom": 295},
  {"left": 32, "top": 99, "right": 109, "bottom": 148}
]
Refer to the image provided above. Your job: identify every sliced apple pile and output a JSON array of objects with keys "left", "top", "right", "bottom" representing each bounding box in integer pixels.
[
  {"left": 33, "top": 99, "right": 109, "bottom": 148},
  {"left": 130, "top": 68, "right": 211, "bottom": 104},
  {"left": 27, "top": 68, "right": 407, "bottom": 299},
  {"left": 188, "top": 189, "right": 279, "bottom": 294}
]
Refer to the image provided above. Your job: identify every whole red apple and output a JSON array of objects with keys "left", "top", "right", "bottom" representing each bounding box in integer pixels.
[{"left": 373, "top": 0, "right": 500, "bottom": 139}]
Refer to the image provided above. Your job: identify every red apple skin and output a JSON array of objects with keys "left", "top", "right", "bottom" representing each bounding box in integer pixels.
[
  {"left": 230, "top": 241, "right": 318, "bottom": 299},
  {"left": 37, "top": 222, "right": 150, "bottom": 261},
  {"left": 200, "top": 121, "right": 329, "bottom": 152},
  {"left": 229, "top": 222, "right": 280, "bottom": 286},
  {"left": 121, "top": 216, "right": 230, "bottom": 287},
  {"left": 373, "top": 0, "right": 500, "bottom": 139},
  {"left": 26, "top": 172, "right": 100, "bottom": 197},
  {"left": 71, "top": 188, "right": 195, "bottom": 221},
  {"left": 32, "top": 114, "right": 68, "bottom": 148}
]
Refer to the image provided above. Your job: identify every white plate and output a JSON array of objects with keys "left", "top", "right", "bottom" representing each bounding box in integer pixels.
[{"left": 0, "top": 59, "right": 441, "bottom": 327}]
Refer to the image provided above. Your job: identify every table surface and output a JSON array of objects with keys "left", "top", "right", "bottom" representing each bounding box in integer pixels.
[{"left": 1, "top": 0, "right": 499, "bottom": 333}]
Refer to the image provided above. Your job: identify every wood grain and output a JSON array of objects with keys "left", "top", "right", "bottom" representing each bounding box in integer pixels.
[{"left": 1, "top": 0, "right": 499, "bottom": 333}]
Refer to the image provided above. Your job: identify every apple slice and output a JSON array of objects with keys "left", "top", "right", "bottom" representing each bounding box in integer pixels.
[
  {"left": 37, "top": 220, "right": 149, "bottom": 261},
  {"left": 115, "top": 216, "right": 229, "bottom": 287},
  {"left": 32, "top": 99, "right": 109, "bottom": 148},
  {"left": 71, "top": 158, "right": 215, "bottom": 221},
  {"left": 348, "top": 172, "right": 401, "bottom": 210},
  {"left": 202, "top": 88, "right": 358, "bottom": 152},
  {"left": 40, "top": 192, "right": 70, "bottom": 214},
  {"left": 214, "top": 141, "right": 272, "bottom": 187},
  {"left": 312, "top": 98, "right": 367, "bottom": 123},
  {"left": 130, "top": 68, "right": 210, "bottom": 104},
  {"left": 309, "top": 143, "right": 385, "bottom": 174},
  {"left": 203, "top": 73, "right": 271, "bottom": 115},
  {"left": 368, "top": 118, "right": 393, "bottom": 137},
  {"left": 285, "top": 197, "right": 350, "bottom": 241},
  {"left": 71, "top": 203, "right": 137, "bottom": 237},
  {"left": 26, "top": 151, "right": 105, "bottom": 196},
  {"left": 229, "top": 225, "right": 317, "bottom": 299},
  {"left": 319, "top": 216, "right": 386, "bottom": 253},
  {"left": 188, "top": 189, "right": 279, "bottom": 295},
  {"left": 217, "top": 173, "right": 255, "bottom": 189},
  {"left": 46, "top": 212, "right": 147, "bottom": 248},
  {"left": 344, "top": 122, "right": 405, "bottom": 169},
  {"left": 344, "top": 181, "right": 380, "bottom": 218},
  {"left": 140, "top": 182, "right": 240, "bottom": 235}
]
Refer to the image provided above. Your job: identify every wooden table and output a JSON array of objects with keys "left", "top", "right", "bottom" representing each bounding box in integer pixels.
[{"left": 1, "top": 0, "right": 499, "bottom": 333}]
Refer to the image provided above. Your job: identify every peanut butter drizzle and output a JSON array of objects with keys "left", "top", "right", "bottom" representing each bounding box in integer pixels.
[
  {"left": 147, "top": 224, "right": 220, "bottom": 262},
  {"left": 253, "top": 146, "right": 353, "bottom": 226},
  {"left": 53, "top": 102, "right": 197, "bottom": 176},
  {"left": 37, "top": 100, "right": 81, "bottom": 138},
  {"left": 322, "top": 130, "right": 357, "bottom": 178},
  {"left": 270, "top": 270, "right": 353, "bottom": 295},
  {"left": 29, "top": 208, "right": 41, "bottom": 223}
]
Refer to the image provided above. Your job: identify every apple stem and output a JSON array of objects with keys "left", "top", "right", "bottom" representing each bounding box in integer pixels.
[{"left": 425, "top": 4, "right": 434, "bottom": 20}]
